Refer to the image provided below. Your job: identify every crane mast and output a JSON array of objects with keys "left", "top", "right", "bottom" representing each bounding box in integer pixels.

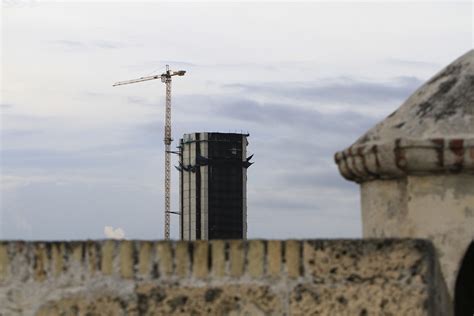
[
  {"left": 163, "top": 75, "right": 172, "bottom": 240},
  {"left": 113, "top": 65, "right": 186, "bottom": 240}
]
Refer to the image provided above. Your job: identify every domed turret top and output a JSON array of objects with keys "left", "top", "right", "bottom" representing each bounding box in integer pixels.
[{"left": 335, "top": 50, "right": 474, "bottom": 182}]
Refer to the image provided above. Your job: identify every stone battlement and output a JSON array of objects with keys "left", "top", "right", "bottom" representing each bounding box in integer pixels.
[{"left": 0, "top": 239, "right": 449, "bottom": 315}]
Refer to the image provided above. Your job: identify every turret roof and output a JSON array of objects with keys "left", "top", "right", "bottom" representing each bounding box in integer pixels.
[{"left": 335, "top": 50, "right": 474, "bottom": 182}]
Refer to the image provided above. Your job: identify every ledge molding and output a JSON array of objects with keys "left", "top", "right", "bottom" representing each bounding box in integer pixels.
[{"left": 334, "top": 137, "right": 474, "bottom": 183}]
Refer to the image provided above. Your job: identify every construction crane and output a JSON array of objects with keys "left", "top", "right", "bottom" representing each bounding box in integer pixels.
[{"left": 113, "top": 65, "right": 186, "bottom": 240}]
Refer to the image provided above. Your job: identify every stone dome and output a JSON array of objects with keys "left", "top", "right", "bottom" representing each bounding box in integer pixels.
[{"left": 335, "top": 50, "right": 474, "bottom": 182}]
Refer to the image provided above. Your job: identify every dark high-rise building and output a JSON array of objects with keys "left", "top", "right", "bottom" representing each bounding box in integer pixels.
[{"left": 178, "top": 132, "right": 253, "bottom": 240}]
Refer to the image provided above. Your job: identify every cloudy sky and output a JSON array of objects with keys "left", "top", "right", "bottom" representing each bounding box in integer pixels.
[{"left": 1, "top": 1, "right": 472, "bottom": 240}]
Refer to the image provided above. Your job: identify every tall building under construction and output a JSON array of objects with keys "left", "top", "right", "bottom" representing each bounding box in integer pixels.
[{"left": 177, "top": 132, "right": 253, "bottom": 240}]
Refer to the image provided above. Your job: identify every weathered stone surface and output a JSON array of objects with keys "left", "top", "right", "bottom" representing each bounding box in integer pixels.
[
  {"left": 247, "top": 240, "right": 264, "bottom": 277},
  {"left": 36, "top": 285, "right": 281, "bottom": 316},
  {"left": 360, "top": 175, "right": 474, "bottom": 298},
  {"left": 138, "top": 241, "right": 152, "bottom": 276},
  {"left": 0, "top": 239, "right": 449, "bottom": 315},
  {"left": 290, "top": 283, "right": 429, "bottom": 315},
  {"left": 192, "top": 240, "right": 208, "bottom": 278},
  {"left": 267, "top": 240, "right": 282, "bottom": 277},
  {"left": 229, "top": 240, "right": 245, "bottom": 277},
  {"left": 120, "top": 240, "right": 134, "bottom": 279},
  {"left": 211, "top": 240, "right": 225, "bottom": 277},
  {"left": 285, "top": 240, "right": 301, "bottom": 278},
  {"left": 0, "top": 244, "right": 8, "bottom": 281}
]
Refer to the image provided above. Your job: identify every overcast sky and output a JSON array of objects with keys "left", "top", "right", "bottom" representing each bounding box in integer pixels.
[{"left": 1, "top": 1, "right": 472, "bottom": 240}]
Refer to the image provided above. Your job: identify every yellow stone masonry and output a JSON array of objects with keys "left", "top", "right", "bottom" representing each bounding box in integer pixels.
[
  {"left": 0, "top": 240, "right": 443, "bottom": 282},
  {"left": 0, "top": 239, "right": 451, "bottom": 315}
]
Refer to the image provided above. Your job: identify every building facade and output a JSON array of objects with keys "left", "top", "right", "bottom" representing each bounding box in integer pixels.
[{"left": 178, "top": 132, "right": 253, "bottom": 240}]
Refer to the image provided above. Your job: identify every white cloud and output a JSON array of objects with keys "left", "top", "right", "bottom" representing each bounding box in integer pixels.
[{"left": 104, "top": 226, "right": 125, "bottom": 239}]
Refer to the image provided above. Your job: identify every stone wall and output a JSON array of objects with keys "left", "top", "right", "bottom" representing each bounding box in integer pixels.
[
  {"left": 0, "top": 239, "right": 450, "bottom": 315},
  {"left": 360, "top": 174, "right": 474, "bottom": 297}
]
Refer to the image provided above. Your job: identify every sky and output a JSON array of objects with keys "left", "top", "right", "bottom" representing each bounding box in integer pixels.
[{"left": 1, "top": 1, "right": 472, "bottom": 240}]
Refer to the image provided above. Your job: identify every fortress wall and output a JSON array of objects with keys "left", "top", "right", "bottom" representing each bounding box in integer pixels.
[{"left": 0, "top": 239, "right": 450, "bottom": 315}]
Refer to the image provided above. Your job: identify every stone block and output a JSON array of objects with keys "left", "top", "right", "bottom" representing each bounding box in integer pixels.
[
  {"left": 267, "top": 240, "right": 281, "bottom": 276},
  {"left": 229, "top": 240, "right": 245, "bottom": 277},
  {"left": 285, "top": 240, "right": 301, "bottom": 278},
  {"left": 211, "top": 240, "right": 225, "bottom": 277},
  {"left": 34, "top": 243, "right": 48, "bottom": 282},
  {"left": 120, "top": 240, "right": 134, "bottom": 279},
  {"left": 192, "top": 240, "right": 208, "bottom": 278},
  {"left": 247, "top": 240, "right": 264, "bottom": 277},
  {"left": 0, "top": 243, "right": 8, "bottom": 282},
  {"left": 51, "top": 243, "right": 63, "bottom": 277},
  {"left": 138, "top": 241, "right": 152, "bottom": 276},
  {"left": 157, "top": 241, "right": 173, "bottom": 277},
  {"left": 175, "top": 241, "right": 190, "bottom": 277},
  {"left": 101, "top": 240, "right": 114, "bottom": 275}
]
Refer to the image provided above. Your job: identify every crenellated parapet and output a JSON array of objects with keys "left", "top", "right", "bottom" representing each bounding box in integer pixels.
[{"left": 0, "top": 239, "right": 449, "bottom": 315}]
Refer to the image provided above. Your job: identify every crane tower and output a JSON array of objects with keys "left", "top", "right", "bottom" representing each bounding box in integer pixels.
[{"left": 113, "top": 65, "right": 186, "bottom": 240}]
